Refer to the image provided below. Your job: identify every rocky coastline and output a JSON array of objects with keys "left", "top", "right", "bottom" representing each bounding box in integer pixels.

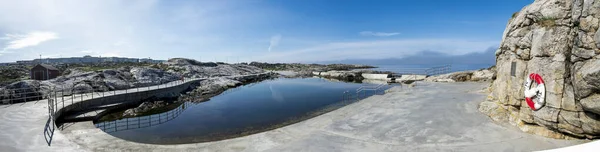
[{"left": 478, "top": 0, "right": 600, "bottom": 139}]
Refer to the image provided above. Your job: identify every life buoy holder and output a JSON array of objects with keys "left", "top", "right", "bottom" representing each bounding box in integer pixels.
[{"left": 524, "top": 73, "right": 546, "bottom": 111}]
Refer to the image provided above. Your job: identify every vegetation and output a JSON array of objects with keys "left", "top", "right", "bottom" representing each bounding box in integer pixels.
[
  {"left": 537, "top": 16, "right": 557, "bottom": 28},
  {"left": 0, "top": 65, "right": 30, "bottom": 86},
  {"left": 55, "top": 62, "right": 155, "bottom": 72}
]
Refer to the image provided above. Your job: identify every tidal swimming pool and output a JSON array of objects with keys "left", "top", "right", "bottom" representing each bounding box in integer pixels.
[{"left": 94, "top": 77, "right": 391, "bottom": 144}]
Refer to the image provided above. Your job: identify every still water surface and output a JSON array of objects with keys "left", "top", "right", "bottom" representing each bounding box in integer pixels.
[{"left": 95, "top": 77, "right": 390, "bottom": 144}]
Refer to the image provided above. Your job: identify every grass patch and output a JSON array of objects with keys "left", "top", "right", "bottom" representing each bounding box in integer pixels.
[{"left": 537, "top": 16, "right": 557, "bottom": 28}]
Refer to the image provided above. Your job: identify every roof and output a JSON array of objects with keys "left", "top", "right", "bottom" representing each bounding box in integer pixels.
[{"left": 33, "top": 64, "right": 59, "bottom": 71}]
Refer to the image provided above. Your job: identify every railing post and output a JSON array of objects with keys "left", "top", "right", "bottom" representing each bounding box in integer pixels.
[
  {"left": 61, "top": 86, "right": 65, "bottom": 105},
  {"left": 57, "top": 89, "right": 62, "bottom": 109}
]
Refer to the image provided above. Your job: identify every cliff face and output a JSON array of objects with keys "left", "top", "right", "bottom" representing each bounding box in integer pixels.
[{"left": 479, "top": 0, "right": 600, "bottom": 139}]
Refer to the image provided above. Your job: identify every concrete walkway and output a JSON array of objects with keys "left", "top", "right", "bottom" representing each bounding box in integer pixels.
[
  {"left": 50, "top": 77, "right": 204, "bottom": 115},
  {"left": 0, "top": 81, "right": 591, "bottom": 151}
]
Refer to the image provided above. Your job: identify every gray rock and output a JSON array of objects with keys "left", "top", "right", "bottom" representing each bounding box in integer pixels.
[
  {"left": 123, "top": 101, "right": 170, "bottom": 117},
  {"left": 595, "top": 26, "right": 600, "bottom": 48},
  {"left": 580, "top": 112, "right": 600, "bottom": 138},
  {"left": 573, "top": 59, "right": 600, "bottom": 99},
  {"left": 471, "top": 70, "right": 495, "bottom": 81},
  {"left": 130, "top": 67, "right": 180, "bottom": 87},
  {"left": 163, "top": 59, "right": 265, "bottom": 78},
  {"left": 478, "top": 101, "right": 508, "bottom": 122},
  {"left": 482, "top": 0, "right": 600, "bottom": 139},
  {"left": 580, "top": 94, "right": 600, "bottom": 115}
]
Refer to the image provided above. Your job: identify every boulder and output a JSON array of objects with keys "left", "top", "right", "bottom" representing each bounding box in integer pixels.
[
  {"left": 425, "top": 70, "right": 495, "bottom": 82},
  {"left": 471, "top": 69, "right": 495, "bottom": 81},
  {"left": 163, "top": 59, "right": 265, "bottom": 78},
  {"left": 123, "top": 101, "right": 170, "bottom": 117},
  {"left": 481, "top": 0, "right": 600, "bottom": 139},
  {"left": 130, "top": 67, "right": 180, "bottom": 86}
]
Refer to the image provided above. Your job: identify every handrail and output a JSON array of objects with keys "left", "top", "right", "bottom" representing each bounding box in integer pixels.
[{"left": 95, "top": 102, "right": 193, "bottom": 133}]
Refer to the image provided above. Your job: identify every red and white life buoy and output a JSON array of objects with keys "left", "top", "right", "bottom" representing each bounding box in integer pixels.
[{"left": 524, "top": 73, "right": 546, "bottom": 110}]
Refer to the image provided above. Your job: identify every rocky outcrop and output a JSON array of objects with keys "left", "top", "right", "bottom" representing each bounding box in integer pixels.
[
  {"left": 313, "top": 70, "right": 363, "bottom": 82},
  {"left": 479, "top": 0, "right": 600, "bottom": 139},
  {"left": 178, "top": 73, "right": 276, "bottom": 102},
  {"left": 0, "top": 80, "right": 46, "bottom": 103},
  {"left": 425, "top": 68, "right": 496, "bottom": 82},
  {"left": 122, "top": 100, "right": 171, "bottom": 117},
  {"left": 0, "top": 58, "right": 269, "bottom": 103},
  {"left": 163, "top": 58, "right": 265, "bottom": 78}
]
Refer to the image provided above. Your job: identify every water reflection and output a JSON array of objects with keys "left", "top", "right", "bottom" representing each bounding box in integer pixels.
[{"left": 95, "top": 102, "right": 194, "bottom": 133}]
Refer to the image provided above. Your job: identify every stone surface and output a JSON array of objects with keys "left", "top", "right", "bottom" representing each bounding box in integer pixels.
[
  {"left": 481, "top": 0, "right": 600, "bottom": 139},
  {"left": 123, "top": 101, "right": 170, "bottom": 117},
  {"left": 49, "top": 82, "right": 586, "bottom": 152},
  {"left": 0, "top": 58, "right": 268, "bottom": 103},
  {"left": 471, "top": 70, "right": 496, "bottom": 81},
  {"left": 425, "top": 68, "right": 495, "bottom": 82},
  {"left": 580, "top": 94, "right": 600, "bottom": 115},
  {"left": 164, "top": 58, "right": 266, "bottom": 78}
]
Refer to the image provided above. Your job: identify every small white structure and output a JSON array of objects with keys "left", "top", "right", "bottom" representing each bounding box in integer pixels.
[
  {"left": 396, "top": 74, "right": 427, "bottom": 81},
  {"left": 312, "top": 72, "right": 321, "bottom": 76},
  {"left": 361, "top": 73, "right": 392, "bottom": 80}
]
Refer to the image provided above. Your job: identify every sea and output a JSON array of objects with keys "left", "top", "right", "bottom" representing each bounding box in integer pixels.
[{"left": 370, "top": 64, "right": 494, "bottom": 75}]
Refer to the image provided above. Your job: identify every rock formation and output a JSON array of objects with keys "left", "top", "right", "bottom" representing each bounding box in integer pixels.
[
  {"left": 0, "top": 58, "right": 268, "bottom": 103},
  {"left": 479, "top": 0, "right": 600, "bottom": 139},
  {"left": 425, "top": 67, "right": 496, "bottom": 82},
  {"left": 163, "top": 58, "right": 265, "bottom": 78}
]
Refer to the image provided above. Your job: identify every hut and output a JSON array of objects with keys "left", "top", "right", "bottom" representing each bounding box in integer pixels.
[{"left": 31, "top": 64, "right": 60, "bottom": 80}]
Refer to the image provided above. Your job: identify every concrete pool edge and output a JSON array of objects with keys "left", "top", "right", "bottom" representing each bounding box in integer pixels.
[{"left": 57, "top": 82, "right": 589, "bottom": 151}]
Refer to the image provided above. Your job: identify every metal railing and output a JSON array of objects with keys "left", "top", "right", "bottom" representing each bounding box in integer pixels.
[
  {"left": 95, "top": 102, "right": 193, "bottom": 133},
  {"left": 46, "top": 78, "right": 199, "bottom": 122},
  {"left": 0, "top": 86, "right": 47, "bottom": 104},
  {"left": 425, "top": 65, "right": 451, "bottom": 76},
  {"left": 342, "top": 84, "right": 388, "bottom": 103}
]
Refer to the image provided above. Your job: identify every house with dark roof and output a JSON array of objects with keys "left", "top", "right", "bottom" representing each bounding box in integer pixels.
[{"left": 31, "top": 64, "right": 60, "bottom": 80}]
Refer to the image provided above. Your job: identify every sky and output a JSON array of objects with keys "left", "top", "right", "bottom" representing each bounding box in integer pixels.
[{"left": 0, "top": 0, "right": 533, "bottom": 63}]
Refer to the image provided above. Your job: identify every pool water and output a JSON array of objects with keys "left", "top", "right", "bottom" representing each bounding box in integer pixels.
[{"left": 95, "top": 77, "right": 391, "bottom": 144}]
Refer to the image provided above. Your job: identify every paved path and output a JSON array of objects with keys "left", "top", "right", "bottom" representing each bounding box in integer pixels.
[
  {"left": 62, "top": 82, "right": 588, "bottom": 151},
  {"left": 0, "top": 81, "right": 592, "bottom": 151}
]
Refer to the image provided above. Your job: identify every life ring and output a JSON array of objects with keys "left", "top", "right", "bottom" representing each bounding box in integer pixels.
[{"left": 524, "top": 73, "right": 546, "bottom": 110}]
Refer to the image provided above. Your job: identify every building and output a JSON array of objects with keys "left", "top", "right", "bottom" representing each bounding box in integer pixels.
[
  {"left": 14, "top": 55, "right": 165, "bottom": 65},
  {"left": 16, "top": 60, "right": 34, "bottom": 65},
  {"left": 31, "top": 64, "right": 60, "bottom": 80},
  {"left": 139, "top": 58, "right": 166, "bottom": 63}
]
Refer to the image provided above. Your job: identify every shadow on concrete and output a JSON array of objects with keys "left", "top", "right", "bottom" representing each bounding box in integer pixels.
[{"left": 43, "top": 116, "right": 55, "bottom": 146}]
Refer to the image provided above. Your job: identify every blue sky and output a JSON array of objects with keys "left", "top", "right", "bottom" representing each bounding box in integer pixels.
[{"left": 0, "top": 0, "right": 533, "bottom": 63}]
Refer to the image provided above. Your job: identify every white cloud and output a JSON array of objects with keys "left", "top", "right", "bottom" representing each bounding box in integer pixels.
[
  {"left": 359, "top": 31, "right": 400, "bottom": 37},
  {"left": 80, "top": 50, "right": 93, "bottom": 54},
  {"left": 2, "top": 31, "right": 58, "bottom": 50},
  {"left": 0, "top": 0, "right": 270, "bottom": 62},
  {"left": 268, "top": 34, "right": 282, "bottom": 52},
  {"left": 258, "top": 38, "right": 498, "bottom": 63}
]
